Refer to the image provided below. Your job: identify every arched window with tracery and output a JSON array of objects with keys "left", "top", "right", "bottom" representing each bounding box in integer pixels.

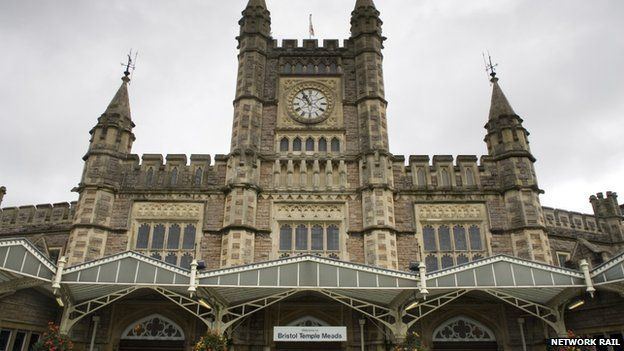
[
  {"left": 440, "top": 168, "right": 450, "bottom": 187},
  {"left": 318, "top": 138, "right": 327, "bottom": 152},
  {"left": 293, "top": 137, "right": 302, "bottom": 152},
  {"left": 306, "top": 137, "right": 315, "bottom": 152},
  {"left": 432, "top": 316, "right": 496, "bottom": 342},
  {"left": 122, "top": 314, "right": 185, "bottom": 341},
  {"left": 280, "top": 137, "right": 289, "bottom": 152}
]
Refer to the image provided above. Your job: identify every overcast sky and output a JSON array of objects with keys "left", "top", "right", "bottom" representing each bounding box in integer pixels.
[{"left": 0, "top": 0, "right": 622, "bottom": 214}]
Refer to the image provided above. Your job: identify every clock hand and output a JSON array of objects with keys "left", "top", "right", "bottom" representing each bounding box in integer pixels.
[{"left": 302, "top": 93, "right": 312, "bottom": 105}]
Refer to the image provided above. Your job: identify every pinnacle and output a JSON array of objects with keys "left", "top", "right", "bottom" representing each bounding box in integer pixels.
[
  {"left": 103, "top": 76, "right": 132, "bottom": 120},
  {"left": 246, "top": 0, "right": 267, "bottom": 8},
  {"left": 355, "top": 0, "right": 376, "bottom": 9},
  {"left": 488, "top": 77, "right": 516, "bottom": 120}
]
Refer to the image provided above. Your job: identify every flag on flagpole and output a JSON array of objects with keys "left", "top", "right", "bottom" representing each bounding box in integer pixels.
[{"left": 309, "top": 14, "right": 315, "bottom": 38}]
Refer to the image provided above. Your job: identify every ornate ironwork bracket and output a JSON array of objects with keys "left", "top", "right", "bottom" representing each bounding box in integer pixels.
[
  {"left": 318, "top": 289, "right": 397, "bottom": 330},
  {"left": 401, "top": 289, "right": 468, "bottom": 329},
  {"left": 219, "top": 289, "right": 300, "bottom": 333}
]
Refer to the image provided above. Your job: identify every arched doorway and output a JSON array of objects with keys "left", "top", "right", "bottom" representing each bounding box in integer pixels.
[
  {"left": 431, "top": 316, "right": 498, "bottom": 351},
  {"left": 119, "top": 314, "right": 185, "bottom": 351}
]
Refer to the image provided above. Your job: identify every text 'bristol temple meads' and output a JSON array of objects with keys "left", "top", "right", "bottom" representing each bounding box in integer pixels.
[{"left": 1, "top": 1, "right": 623, "bottom": 350}]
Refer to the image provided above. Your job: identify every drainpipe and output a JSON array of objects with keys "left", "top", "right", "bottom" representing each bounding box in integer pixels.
[
  {"left": 579, "top": 259, "right": 596, "bottom": 298},
  {"left": 89, "top": 315, "right": 100, "bottom": 351},
  {"left": 517, "top": 318, "right": 527, "bottom": 351},
  {"left": 359, "top": 318, "right": 366, "bottom": 351}
]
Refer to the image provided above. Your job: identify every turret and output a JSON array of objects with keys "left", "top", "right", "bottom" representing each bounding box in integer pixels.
[
  {"left": 220, "top": 0, "right": 272, "bottom": 267},
  {"left": 590, "top": 192, "right": 624, "bottom": 241},
  {"left": 350, "top": 0, "right": 388, "bottom": 152},
  {"left": 65, "top": 71, "right": 135, "bottom": 265},
  {"left": 484, "top": 73, "right": 552, "bottom": 264}
]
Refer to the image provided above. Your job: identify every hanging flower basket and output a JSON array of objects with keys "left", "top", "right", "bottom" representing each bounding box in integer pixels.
[
  {"left": 32, "top": 322, "right": 73, "bottom": 351},
  {"left": 194, "top": 330, "right": 228, "bottom": 351}
]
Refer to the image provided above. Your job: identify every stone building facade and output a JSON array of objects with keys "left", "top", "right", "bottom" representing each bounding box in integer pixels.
[{"left": 1, "top": 1, "right": 623, "bottom": 351}]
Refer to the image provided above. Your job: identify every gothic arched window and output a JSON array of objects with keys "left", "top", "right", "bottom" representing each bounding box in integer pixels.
[
  {"left": 425, "top": 254, "right": 438, "bottom": 272},
  {"left": 329, "top": 63, "right": 337, "bottom": 73},
  {"left": 283, "top": 63, "right": 292, "bottom": 74},
  {"left": 330, "top": 138, "right": 340, "bottom": 152},
  {"left": 438, "top": 225, "right": 451, "bottom": 251},
  {"left": 423, "top": 225, "right": 436, "bottom": 252},
  {"left": 327, "top": 225, "right": 339, "bottom": 251},
  {"left": 318, "top": 138, "right": 327, "bottom": 152},
  {"left": 180, "top": 253, "right": 193, "bottom": 270},
  {"left": 453, "top": 225, "right": 467, "bottom": 251},
  {"left": 151, "top": 224, "right": 165, "bottom": 249},
  {"left": 165, "top": 252, "right": 177, "bottom": 265},
  {"left": 293, "top": 137, "right": 302, "bottom": 151},
  {"left": 137, "top": 224, "right": 150, "bottom": 249},
  {"left": 318, "top": 63, "right": 327, "bottom": 73},
  {"left": 167, "top": 224, "right": 180, "bottom": 249},
  {"left": 280, "top": 225, "right": 292, "bottom": 251},
  {"left": 295, "top": 63, "right": 303, "bottom": 74},
  {"left": 441, "top": 254, "right": 454, "bottom": 269},
  {"left": 183, "top": 224, "right": 196, "bottom": 250},
  {"left": 306, "top": 63, "right": 314, "bottom": 73},
  {"left": 280, "top": 137, "right": 289, "bottom": 152},
  {"left": 457, "top": 254, "right": 469, "bottom": 265},
  {"left": 311, "top": 225, "right": 323, "bottom": 250},
  {"left": 306, "top": 137, "right": 315, "bottom": 152},
  {"left": 295, "top": 224, "right": 308, "bottom": 250},
  {"left": 469, "top": 225, "right": 482, "bottom": 250}
]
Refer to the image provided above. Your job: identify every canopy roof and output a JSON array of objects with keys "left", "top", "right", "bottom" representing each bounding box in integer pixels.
[{"left": 0, "top": 237, "right": 620, "bottom": 308}]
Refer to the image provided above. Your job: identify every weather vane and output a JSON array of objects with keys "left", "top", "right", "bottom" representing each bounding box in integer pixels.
[
  {"left": 482, "top": 51, "right": 498, "bottom": 79},
  {"left": 121, "top": 49, "right": 139, "bottom": 79}
]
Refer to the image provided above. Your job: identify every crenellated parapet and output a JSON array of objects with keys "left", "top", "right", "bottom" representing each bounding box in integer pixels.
[
  {"left": 118, "top": 153, "right": 228, "bottom": 190},
  {"left": 391, "top": 154, "right": 497, "bottom": 192},
  {"left": 0, "top": 202, "right": 76, "bottom": 232}
]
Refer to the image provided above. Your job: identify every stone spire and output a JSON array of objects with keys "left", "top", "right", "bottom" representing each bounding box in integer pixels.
[
  {"left": 239, "top": 0, "right": 271, "bottom": 38},
  {"left": 103, "top": 75, "right": 132, "bottom": 121},
  {"left": 351, "top": 0, "right": 382, "bottom": 38},
  {"left": 488, "top": 76, "right": 517, "bottom": 120}
]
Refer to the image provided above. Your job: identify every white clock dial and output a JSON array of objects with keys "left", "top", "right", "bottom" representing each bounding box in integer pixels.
[{"left": 292, "top": 88, "right": 328, "bottom": 120}]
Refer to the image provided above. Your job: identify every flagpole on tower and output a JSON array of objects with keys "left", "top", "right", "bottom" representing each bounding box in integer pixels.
[{"left": 309, "top": 14, "right": 315, "bottom": 39}]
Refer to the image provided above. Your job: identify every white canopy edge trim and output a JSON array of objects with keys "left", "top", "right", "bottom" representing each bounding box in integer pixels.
[
  {"left": 590, "top": 251, "right": 624, "bottom": 277},
  {"left": 0, "top": 237, "right": 57, "bottom": 274},
  {"left": 63, "top": 250, "right": 190, "bottom": 276},
  {"left": 426, "top": 254, "right": 584, "bottom": 280},
  {"left": 197, "top": 254, "right": 418, "bottom": 280}
]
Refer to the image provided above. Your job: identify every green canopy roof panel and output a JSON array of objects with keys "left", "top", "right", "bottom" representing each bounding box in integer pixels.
[
  {"left": 198, "top": 254, "right": 419, "bottom": 289},
  {"left": 63, "top": 251, "right": 190, "bottom": 286},
  {"left": 0, "top": 238, "right": 56, "bottom": 281},
  {"left": 426, "top": 255, "right": 584, "bottom": 289},
  {"left": 591, "top": 252, "right": 624, "bottom": 285}
]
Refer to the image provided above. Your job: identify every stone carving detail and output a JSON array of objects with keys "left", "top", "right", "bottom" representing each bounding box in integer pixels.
[
  {"left": 274, "top": 203, "right": 344, "bottom": 220},
  {"left": 432, "top": 316, "right": 496, "bottom": 342},
  {"left": 417, "top": 204, "right": 483, "bottom": 221},
  {"left": 135, "top": 202, "right": 202, "bottom": 220}
]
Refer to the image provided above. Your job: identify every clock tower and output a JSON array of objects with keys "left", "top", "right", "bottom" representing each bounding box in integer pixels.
[{"left": 222, "top": 0, "right": 399, "bottom": 269}]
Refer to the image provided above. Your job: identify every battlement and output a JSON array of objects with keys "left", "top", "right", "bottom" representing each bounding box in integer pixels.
[
  {"left": 119, "top": 153, "right": 228, "bottom": 190},
  {"left": 0, "top": 202, "right": 76, "bottom": 229},
  {"left": 270, "top": 39, "right": 352, "bottom": 52},
  {"left": 390, "top": 154, "right": 496, "bottom": 190},
  {"left": 542, "top": 206, "right": 602, "bottom": 233}
]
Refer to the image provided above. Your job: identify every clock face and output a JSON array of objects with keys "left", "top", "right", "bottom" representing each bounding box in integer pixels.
[{"left": 291, "top": 88, "right": 329, "bottom": 121}]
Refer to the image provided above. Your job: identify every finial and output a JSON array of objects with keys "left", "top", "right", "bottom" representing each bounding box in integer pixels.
[
  {"left": 121, "top": 49, "right": 138, "bottom": 81},
  {"left": 482, "top": 51, "right": 498, "bottom": 82}
]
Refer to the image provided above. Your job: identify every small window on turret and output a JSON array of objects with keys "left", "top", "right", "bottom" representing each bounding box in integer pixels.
[
  {"left": 465, "top": 168, "right": 475, "bottom": 186},
  {"left": 146, "top": 168, "right": 154, "bottom": 186},
  {"left": 440, "top": 169, "right": 450, "bottom": 187},
  {"left": 417, "top": 168, "right": 426, "bottom": 186}
]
